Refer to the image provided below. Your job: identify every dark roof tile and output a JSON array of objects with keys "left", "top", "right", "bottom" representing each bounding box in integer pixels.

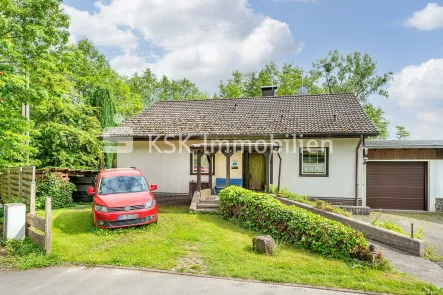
[{"left": 105, "top": 93, "right": 378, "bottom": 137}]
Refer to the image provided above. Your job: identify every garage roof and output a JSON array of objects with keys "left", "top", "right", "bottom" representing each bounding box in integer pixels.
[{"left": 365, "top": 140, "right": 443, "bottom": 149}]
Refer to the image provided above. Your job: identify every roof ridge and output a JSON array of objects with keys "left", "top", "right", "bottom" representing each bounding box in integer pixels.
[{"left": 153, "top": 92, "right": 357, "bottom": 103}]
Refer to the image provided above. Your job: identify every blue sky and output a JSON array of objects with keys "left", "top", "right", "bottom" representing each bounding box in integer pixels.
[{"left": 63, "top": 0, "right": 443, "bottom": 139}]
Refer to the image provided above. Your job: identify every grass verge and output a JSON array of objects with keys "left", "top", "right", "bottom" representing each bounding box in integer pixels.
[
  {"left": 0, "top": 238, "right": 59, "bottom": 270},
  {"left": 27, "top": 205, "right": 440, "bottom": 295}
]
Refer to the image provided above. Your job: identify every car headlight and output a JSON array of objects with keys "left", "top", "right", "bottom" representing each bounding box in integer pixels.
[
  {"left": 95, "top": 204, "right": 109, "bottom": 212},
  {"left": 145, "top": 200, "right": 156, "bottom": 209}
]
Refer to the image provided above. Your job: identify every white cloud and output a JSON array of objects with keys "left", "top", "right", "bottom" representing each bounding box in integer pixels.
[
  {"left": 62, "top": 4, "right": 138, "bottom": 50},
  {"left": 388, "top": 58, "right": 443, "bottom": 107},
  {"left": 405, "top": 3, "right": 443, "bottom": 31},
  {"left": 62, "top": 0, "right": 303, "bottom": 91},
  {"left": 413, "top": 110, "right": 443, "bottom": 139},
  {"left": 386, "top": 58, "right": 443, "bottom": 140}
]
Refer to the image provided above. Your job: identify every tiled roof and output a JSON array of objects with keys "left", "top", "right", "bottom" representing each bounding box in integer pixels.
[
  {"left": 105, "top": 93, "right": 378, "bottom": 138},
  {"left": 365, "top": 140, "right": 443, "bottom": 149}
]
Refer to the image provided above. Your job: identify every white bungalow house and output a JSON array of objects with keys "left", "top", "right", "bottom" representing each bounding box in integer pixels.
[{"left": 105, "top": 87, "right": 386, "bottom": 208}]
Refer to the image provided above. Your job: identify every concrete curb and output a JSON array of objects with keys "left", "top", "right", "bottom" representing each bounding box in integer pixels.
[
  {"left": 275, "top": 196, "right": 425, "bottom": 257},
  {"left": 92, "top": 264, "right": 387, "bottom": 295}
]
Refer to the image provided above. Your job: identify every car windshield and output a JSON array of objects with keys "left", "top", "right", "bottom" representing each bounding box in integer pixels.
[{"left": 98, "top": 176, "right": 148, "bottom": 194}]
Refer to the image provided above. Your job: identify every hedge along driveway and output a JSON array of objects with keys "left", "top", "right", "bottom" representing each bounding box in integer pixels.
[
  {"left": 46, "top": 206, "right": 437, "bottom": 295},
  {"left": 219, "top": 187, "right": 369, "bottom": 260}
]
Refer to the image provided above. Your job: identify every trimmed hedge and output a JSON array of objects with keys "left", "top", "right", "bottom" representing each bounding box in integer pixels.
[{"left": 219, "top": 186, "right": 368, "bottom": 260}]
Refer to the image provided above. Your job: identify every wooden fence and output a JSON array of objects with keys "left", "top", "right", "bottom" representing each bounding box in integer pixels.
[
  {"left": 0, "top": 166, "right": 51, "bottom": 255},
  {"left": 26, "top": 196, "right": 52, "bottom": 255},
  {"left": 0, "top": 166, "right": 36, "bottom": 210}
]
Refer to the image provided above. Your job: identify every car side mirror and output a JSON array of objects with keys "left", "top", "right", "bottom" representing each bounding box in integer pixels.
[
  {"left": 150, "top": 184, "right": 158, "bottom": 191},
  {"left": 87, "top": 187, "right": 95, "bottom": 195}
]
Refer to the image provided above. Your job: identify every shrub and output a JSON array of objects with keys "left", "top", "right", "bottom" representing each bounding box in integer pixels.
[
  {"left": 36, "top": 173, "right": 76, "bottom": 209},
  {"left": 219, "top": 186, "right": 369, "bottom": 260}
]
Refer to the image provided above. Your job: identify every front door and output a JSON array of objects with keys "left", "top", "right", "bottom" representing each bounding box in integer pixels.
[{"left": 248, "top": 153, "right": 265, "bottom": 191}]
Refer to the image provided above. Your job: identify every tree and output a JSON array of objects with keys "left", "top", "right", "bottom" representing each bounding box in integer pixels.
[
  {"left": 364, "top": 104, "right": 390, "bottom": 140},
  {"left": 0, "top": 0, "right": 70, "bottom": 169},
  {"left": 129, "top": 69, "right": 208, "bottom": 105},
  {"left": 277, "top": 63, "right": 320, "bottom": 96},
  {"left": 311, "top": 50, "right": 394, "bottom": 139},
  {"left": 88, "top": 88, "right": 116, "bottom": 168},
  {"left": 32, "top": 97, "right": 103, "bottom": 169},
  {"left": 65, "top": 39, "right": 142, "bottom": 119},
  {"left": 311, "top": 50, "right": 393, "bottom": 103},
  {"left": 395, "top": 126, "right": 410, "bottom": 140}
]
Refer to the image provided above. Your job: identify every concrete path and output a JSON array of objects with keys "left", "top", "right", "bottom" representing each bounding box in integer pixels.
[
  {"left": 370, "top": 241, "right": 443, "bottom": 288},
  {"left": 0, "top": 266, "right": 368, "bottom": 295}
]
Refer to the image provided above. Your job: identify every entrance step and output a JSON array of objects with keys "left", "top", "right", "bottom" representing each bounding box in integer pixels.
[
  {"left": 196, "top": 202, "right": 220, "bottom": 209},
  {"left": 199, "top": 199, "right": 220, "bottom": 203}
]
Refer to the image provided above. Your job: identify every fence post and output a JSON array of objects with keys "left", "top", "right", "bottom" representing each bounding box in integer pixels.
[
  {"left": 30, "top": 182, "right": 36, "bottom": 215},
  {"left": 18, "top": 167, "right": 22, "bottom": 202},
  {"left": 7, "top": 167, "right": 10, "bottom": 198},
  {"left": 45, "top": 196, "right": 52, "bottom": 256}
]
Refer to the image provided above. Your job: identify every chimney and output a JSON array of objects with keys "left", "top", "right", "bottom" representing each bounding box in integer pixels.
[{"left": 261, "top": 86, "right": 278, "bottom": 97}]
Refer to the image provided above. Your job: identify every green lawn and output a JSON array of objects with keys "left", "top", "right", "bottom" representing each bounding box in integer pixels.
[{"left": 49, "top": 206, "right": 436, "bottom": 295}]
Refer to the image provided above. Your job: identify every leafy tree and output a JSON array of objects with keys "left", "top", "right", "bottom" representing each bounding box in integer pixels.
[
  {"left": 65, "top": 39, "right": 142, "bottom": 119},
  {"left": 32, "top": 97, "right": 103, "bottom": 168},
  {"left": 311, "top": 50, "right": 393, "bottom": 139},
  {"left": 218, "top": 62, "right": 319, "bottom": 98},
  {"left": 129, "top": 70, "right": 208, "bottom": 105},
  {"left": 311, "top": 50, "right": 393, "bottom": 103},
  {"left": 0, "top": 0, "right": 70, "bottom": 169},
  {"left": 277, "top": 63, "right": 320, "bottom": 96},
  {"left": 364, "top": 104, "right": 390, "bottom": 140},
  {"left": 88, "top": 88, "right": 116, "bottom": 168},
  {"left": 395, "top": 126, "right": 410, "bottom": 140},
  {"left": 128, "top": 68, "right": 159, "bottom": 108}
]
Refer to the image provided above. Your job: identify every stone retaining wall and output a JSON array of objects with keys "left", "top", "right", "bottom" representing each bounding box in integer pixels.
[
  {"left": 436, "top": 198, "right": 443, "bottom": 212},
  {"left": 154, "top": 193, "right": 191, "bottom": 206},
  {"left": 275, "top": 196, "right": 425, "bottom": 257}
]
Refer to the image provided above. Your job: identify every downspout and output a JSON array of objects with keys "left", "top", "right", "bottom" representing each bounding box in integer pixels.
[
  {"left": 355, "top": 135, "right": 363, "bottom": 206},
  {"left": 277, "top": 153, "right": 282, "bottom": 192}
]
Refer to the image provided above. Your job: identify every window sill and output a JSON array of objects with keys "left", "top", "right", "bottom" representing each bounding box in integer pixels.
[{"left": 299, "top": 174, "right": 329, "bottom": 177}]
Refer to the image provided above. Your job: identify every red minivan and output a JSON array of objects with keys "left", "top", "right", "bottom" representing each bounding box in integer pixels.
[{"left": 87, "top": 168, "right": 158, "bottom": 228}]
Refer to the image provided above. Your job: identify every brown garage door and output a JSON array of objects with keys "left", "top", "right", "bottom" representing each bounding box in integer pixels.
[{"left": 367, "top": 162, "right": 426, "bottom": 210}]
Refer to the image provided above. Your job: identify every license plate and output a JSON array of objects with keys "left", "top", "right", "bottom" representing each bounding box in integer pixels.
[{"left": 118, "top": 214, "right": 138, "bottom": 220}]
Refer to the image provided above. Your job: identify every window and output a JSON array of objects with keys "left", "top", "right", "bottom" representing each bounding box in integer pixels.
[
  {"left": 299, "top": 147, "right": 329, "bottom": 177},
  {"left": 190, "top": 151, "right": 215, "bottom": 175},
  {"left": 98, "top": 176, "right": 148, "bottom": 194}
]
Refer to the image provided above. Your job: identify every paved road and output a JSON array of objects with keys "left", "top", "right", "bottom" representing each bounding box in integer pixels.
[{"left": 0, "top": 266, "right": 366, "bottom": 295}]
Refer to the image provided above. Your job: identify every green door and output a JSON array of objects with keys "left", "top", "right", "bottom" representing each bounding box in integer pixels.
[{"left": 249, "top": 153, "right": 265, "bottom": 191}]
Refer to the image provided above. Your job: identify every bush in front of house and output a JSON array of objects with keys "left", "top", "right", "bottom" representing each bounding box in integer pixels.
[
  {"left": 36, "top": 173, "right": 76, "bottom": 209},
  {"left": 219, "top": 186, "right": 368, "bottom": 260}
]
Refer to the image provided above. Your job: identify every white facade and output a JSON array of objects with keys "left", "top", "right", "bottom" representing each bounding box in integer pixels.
[
  {"left": 429, "top": 160, "right": 443, "bottom": 212},
  {"left": 117, "top": 138, "right": 362, "bottom": 200}
]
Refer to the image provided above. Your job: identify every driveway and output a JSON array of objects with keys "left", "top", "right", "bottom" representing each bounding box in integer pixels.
[
  {"left": 354, "top": 212, "right": 443, "bottom": 257},
  {"left": 0, "top": 266, "right": 368, "bottom": 295}
]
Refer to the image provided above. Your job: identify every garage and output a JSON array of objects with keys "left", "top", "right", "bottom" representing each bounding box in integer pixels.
[{"left": 366, "top": 161, "right": 427, "bottom": 210}]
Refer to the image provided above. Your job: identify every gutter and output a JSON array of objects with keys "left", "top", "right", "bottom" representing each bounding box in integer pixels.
[{"left": 355, "top": 135, "right": 363, "bottom": 206}]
